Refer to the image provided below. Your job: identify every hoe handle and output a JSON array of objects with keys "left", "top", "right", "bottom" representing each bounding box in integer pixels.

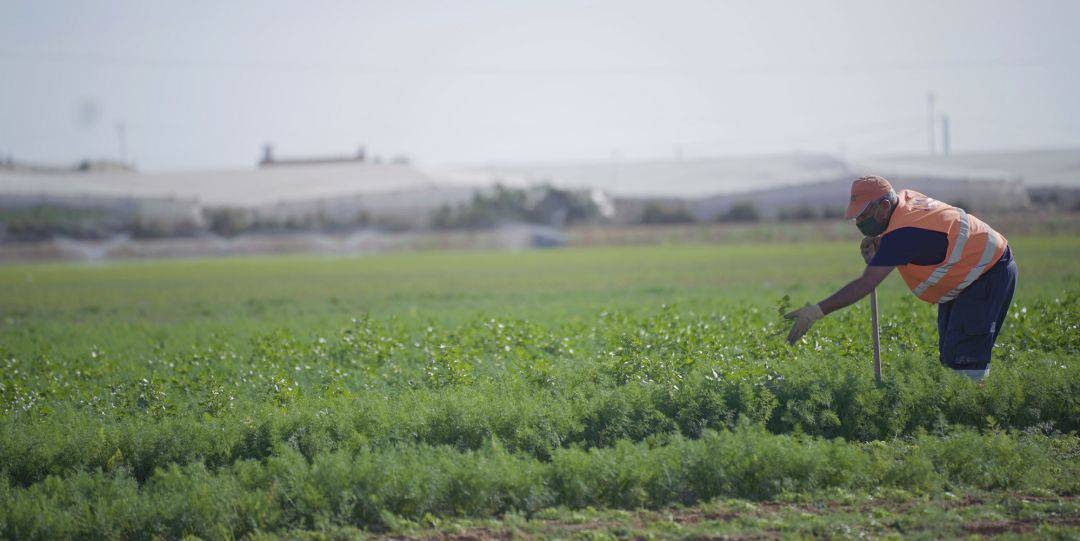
[{"left": 870, "top": 288, "right": 882, "bottom": 385}]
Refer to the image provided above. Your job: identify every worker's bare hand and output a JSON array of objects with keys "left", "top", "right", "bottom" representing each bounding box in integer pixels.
[
  {"left": 860, "top": 236, "right": 881, "bottom": 264},
  {"left": 783, "top": 304, "right": 825, "bottom": 345}
]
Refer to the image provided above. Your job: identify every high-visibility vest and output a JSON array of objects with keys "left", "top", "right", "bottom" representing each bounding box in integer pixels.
[{"left": 884, "top": 189, "right": 1008, "bottom": 304}]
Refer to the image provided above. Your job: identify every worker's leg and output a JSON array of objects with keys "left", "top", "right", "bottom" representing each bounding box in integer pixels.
[
  {"left": 939, "top": 255, "right": 1014, "bottom": 382},
  {"left": 991, "top": 258, "right": 1018, "bottom": 344},
  {"left": 937, "top": 299, "right": 953, "bottom": 364}
]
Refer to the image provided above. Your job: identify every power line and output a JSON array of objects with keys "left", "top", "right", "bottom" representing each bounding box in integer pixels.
[{"left": 0, "top": 49, "right": 1073, "bottom": 78}]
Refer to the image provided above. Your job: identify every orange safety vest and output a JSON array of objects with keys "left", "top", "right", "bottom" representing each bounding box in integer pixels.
[{"left": 884, "top": 189, "right": 1008, "bottom": 304}]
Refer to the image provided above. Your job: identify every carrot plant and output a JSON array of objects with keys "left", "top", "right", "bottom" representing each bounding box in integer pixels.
[{"left": 0, "top": 237, "right": 1077, "bottom": 538}]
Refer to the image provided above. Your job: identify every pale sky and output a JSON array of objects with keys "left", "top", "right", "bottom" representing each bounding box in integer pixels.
[{"left": 2, "top": 0, "right": 1079, "bottom": 171}]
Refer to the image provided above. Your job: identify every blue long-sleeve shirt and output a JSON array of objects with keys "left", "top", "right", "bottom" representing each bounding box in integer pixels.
[{"left": 869, "top": 227, "right": 1011, "bottom": 267}]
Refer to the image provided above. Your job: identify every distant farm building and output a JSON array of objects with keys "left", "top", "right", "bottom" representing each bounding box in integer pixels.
[
  {"left": 691, "top": 160, "right": 1029, "bottom": 222},
  {"left": 0, "top": 147, "right": 1076, "bottom": 238},
  {"left": 470, "top": 150, "right": 1078, "bottom": 221}
]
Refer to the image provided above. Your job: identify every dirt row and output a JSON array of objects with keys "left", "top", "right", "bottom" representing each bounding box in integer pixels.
[{"left": 380, "top": 494, "right": 1080, "bottom": 540}]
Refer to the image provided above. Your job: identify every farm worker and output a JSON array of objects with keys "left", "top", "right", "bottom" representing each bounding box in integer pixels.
[{"left": 784, "top": 175, "right": 1017, "bottom": 382}]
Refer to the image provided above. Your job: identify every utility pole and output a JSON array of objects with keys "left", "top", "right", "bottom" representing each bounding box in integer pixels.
[
  {"left": 940, "top": 115, "right": 951, "bottom": 156},
  {"left": 610, "top": 148, "right": 622, "bottom": 186},
  {"left": 116, "top": 122, "right": 127, "bottom": 164},
  {"left": 927, "top": 92, "right": 936, "bottom": 156}
]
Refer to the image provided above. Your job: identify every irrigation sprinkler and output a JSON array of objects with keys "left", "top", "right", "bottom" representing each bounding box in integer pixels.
[{"left": 870, "top": 288, "right": 882, "bottom": 385}]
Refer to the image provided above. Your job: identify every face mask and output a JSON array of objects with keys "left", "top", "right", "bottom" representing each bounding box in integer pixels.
[
  {"left": 856, "top": 214, "right": 887, "bottom": 237},
  {"left": 855, "top": 201, "right": 890, "bottom": 236}
]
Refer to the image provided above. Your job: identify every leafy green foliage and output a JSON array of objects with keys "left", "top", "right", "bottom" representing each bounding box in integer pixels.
[
  {"left": 430, "top": 184, "right": 602, "bottom": 229},
  {"left": 0, "top": 238, "right": 1077, "bottom": 538}
]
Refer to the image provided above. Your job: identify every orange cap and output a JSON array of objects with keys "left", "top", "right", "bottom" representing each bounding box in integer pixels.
[{"left": 845, "top": 175, "right": 894, "bottom": 219}]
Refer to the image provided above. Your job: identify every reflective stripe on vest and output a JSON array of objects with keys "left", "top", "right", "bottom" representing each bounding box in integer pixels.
[
  {"left": 939, "top": 227, "right": 1003, "bottom": 302},
  {"left": 911, "top": 208, "right": 969, "bottom": 298}
]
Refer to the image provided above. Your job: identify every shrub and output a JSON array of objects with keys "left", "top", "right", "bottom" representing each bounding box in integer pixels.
[{"left": 718, "top": 202, "right": 761, "bottom": 223}]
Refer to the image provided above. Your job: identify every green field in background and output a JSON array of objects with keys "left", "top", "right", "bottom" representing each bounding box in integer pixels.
[{"left": 3, "top": 235, "right": 1076, "bottom": 357}]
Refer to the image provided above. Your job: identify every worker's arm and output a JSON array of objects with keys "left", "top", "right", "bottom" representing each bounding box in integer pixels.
[
  {"left": 818, "top": 265, "right": 894, "bottom": 315},
  {"left": 785, "top": 243, "right": 896, "bottom": 345}
]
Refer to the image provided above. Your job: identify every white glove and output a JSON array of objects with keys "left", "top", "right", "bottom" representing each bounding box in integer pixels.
[{"left": 784, "top": 304, "right": 825, "bottom": 345}]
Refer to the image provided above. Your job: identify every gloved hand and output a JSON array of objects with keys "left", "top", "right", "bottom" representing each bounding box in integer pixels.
[
  {"left": 784, "top": 304, "right": 824, "bottom": 345},
  {"left": 860, "top": 236, "right": 881, "bottom": 264}
]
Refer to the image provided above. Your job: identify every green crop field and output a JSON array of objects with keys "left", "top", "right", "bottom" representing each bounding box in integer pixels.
[{"left": 2, "top": 236, "right": 1079, "bottom": 539}]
